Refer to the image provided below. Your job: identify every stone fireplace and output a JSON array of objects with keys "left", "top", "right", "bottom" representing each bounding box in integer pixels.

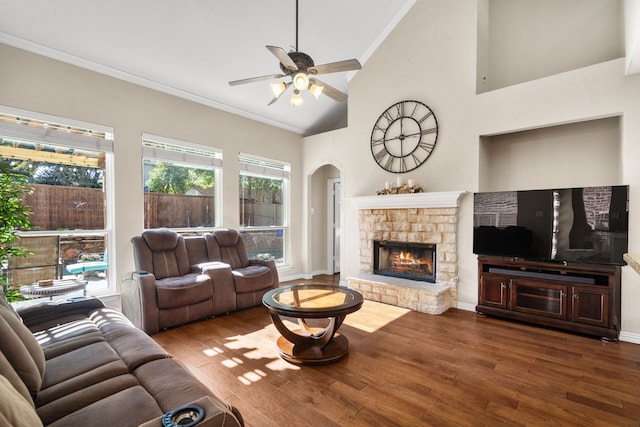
[{"left": 348, "top": 191, "right": 465, "bottom": 314}]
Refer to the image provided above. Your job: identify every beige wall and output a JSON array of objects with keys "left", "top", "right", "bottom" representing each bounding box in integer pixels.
[
  {"left": 479, "top": 117, "right": 622, "bottom": 191},
  {"left": 479, "top": 0, "right": 623, "bottom": 92},
  {"left": 302, "top": 0, "right": 640, "bottom": 340},
  {"left": 0, "top": 43, "right": 304, "bottom": 294}
]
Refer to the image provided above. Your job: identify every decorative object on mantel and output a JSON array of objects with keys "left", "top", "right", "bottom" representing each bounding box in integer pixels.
[{"left": 376, "top": 183, "right": 423, "bottom": 195}]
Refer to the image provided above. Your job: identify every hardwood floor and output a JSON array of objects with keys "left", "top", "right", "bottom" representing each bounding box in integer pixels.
[{"left": 152, "top": 275, "right": 640, "bottom": 426}]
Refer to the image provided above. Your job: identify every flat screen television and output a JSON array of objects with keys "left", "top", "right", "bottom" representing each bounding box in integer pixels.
[{"left": 473, "top": 185, "right": 629, "bottom": 266}]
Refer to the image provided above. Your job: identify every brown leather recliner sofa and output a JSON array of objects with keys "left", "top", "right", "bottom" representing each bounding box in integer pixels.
[
  {"left": 122, "top": 228, "right": 279, "bottom": 335},
  {"left": 0, "top": 294, "right": 243, "bottom": 426}
]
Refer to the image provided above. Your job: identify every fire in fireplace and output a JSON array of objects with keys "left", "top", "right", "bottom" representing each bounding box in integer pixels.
[{"left": 373, "top": 240, "right": 436, "bottom": 282}]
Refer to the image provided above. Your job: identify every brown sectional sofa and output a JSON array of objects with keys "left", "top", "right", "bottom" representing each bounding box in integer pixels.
[
  {"left": 123, "top": 228, "right": 279, "bottom": 335},
  {"left": 0, "top": 295, "right": 243, "bottom": 427}
]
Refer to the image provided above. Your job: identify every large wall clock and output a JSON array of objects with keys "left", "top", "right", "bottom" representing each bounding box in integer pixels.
[{"left": 370, "top": 100, "right": 438, "bottom": 173}]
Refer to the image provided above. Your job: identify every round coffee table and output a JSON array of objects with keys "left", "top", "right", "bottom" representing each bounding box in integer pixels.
[
  {"left": 19, "top": 278, "right": 87, "bottom": 300},
  {"left": 262, "top": 284, "right": 363, "bottom": 365}
]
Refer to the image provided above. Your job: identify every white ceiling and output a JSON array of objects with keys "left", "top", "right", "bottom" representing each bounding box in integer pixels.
[{"left": 0, "top": 0, "right": 415, "bottom": 136}]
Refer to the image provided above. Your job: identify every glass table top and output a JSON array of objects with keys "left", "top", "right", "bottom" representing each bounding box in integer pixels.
[{"left": 262, "top": 284, "right": 363, "bottom": 317}]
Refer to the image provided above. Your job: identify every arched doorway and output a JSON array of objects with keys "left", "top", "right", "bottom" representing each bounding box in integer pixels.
[{"left": 310, "top": 164, "right": 341, "bottom": 275}]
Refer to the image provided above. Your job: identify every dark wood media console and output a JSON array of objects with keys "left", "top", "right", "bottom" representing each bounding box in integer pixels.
[{"left": 476, "top": 256, "right": 621, "bottom": 340}]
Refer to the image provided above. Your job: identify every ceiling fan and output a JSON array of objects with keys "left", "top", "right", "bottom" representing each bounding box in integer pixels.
[{"left": 228, "top": 0, "right": 362, "bottom": 107}]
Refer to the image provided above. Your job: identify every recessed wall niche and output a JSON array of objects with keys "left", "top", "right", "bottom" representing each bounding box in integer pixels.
[
  {"left": 476, "top": 0, "right": 624, "bottom": 93},
  {"left": 479, "top": 116, "right": 622, "bottom": 192}
]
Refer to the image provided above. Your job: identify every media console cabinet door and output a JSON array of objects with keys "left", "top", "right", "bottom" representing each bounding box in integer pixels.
[
  {"left": 479, "top": 273, "right": 509, "bottom": 309},
  {"left": 570, "top": 286, "right": 609, "bottom": 327},
  {"left": 510, "top": 279, "right": 567, "bottom": 320}
]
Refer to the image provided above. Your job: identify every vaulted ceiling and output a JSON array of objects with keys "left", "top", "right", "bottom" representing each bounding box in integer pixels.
[{"left": 0, "top": 0, "right": 415, "bottom": 136}]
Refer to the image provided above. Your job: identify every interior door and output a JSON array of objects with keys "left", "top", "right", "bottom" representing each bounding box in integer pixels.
[{"left": 328, "top": 179, "right": 341, "bottom": 273}]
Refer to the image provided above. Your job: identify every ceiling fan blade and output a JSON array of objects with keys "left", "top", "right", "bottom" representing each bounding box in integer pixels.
[
  {"left": 314, "top": 79, "right": 348, "bottom": 102},
  {"left": 267, "top": 82, "right": 292, "bottom": 106},
  {"left": 266, "top": 45, "right": 298, "bottom": 71},
  {"left": 308, "top": 59, "right": 362, "bottom": 75},
  {"left": 229, "top": 74, "right": 285, "bottom": 86}
]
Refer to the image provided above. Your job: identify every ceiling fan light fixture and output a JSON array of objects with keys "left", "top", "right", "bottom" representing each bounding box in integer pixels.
[
  {"left": 228, "top": 0, "right": 361, "bottom": 107},
  {"left": 309, "top": 80, "right": 324, "bottom": 99},
  {"left": 293, "top": 72, "right": 309, "bottom": 91},
  {"left": 270, "top": 81, "right": 287, "bottom": 98},
  {"left": 290, "top": 89, "right": 304, "bottom": 107}
]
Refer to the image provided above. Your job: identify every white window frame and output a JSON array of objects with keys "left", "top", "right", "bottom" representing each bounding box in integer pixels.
[
  {"left": 239, "top": 153, "right": 290, "bottom": 265},
  {"left": 0, "top": 105, "right": 116, "bottom": 297},
  {"left": 142, "top": 133, "right": 222, "bottom": 232}
]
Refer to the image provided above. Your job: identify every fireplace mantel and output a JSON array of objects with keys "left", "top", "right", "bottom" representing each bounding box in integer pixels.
[{"left": 350, "top": 190, "right": 466, "bottom": 210}]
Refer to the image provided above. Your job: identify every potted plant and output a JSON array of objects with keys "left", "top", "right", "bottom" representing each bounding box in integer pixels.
[{"left": 0, "top": 165, "right": 32, "bottom": 301}]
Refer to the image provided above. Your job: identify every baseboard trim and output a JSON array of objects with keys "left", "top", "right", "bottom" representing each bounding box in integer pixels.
[
  {"left": 618, "top": 331, "right": 640, "bottom": 344},
  {"left": 279, "top": 273, "right": 313, "bottom": 282},
  {"left": 456, "top": 301, "right": 477, "bottom": 312}
]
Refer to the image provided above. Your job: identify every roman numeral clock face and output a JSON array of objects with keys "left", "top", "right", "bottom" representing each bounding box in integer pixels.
[{"left": 370, "top": 100, "right": 438, "bottom": 173}]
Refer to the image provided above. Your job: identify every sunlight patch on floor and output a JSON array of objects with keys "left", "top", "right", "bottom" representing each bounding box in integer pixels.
[
  {"left": 202, "top": 347, "right": 224, "bottom": 357},
  {"left": 198, "top": 323, "right": 301, "bottom": 383},
  {"left": 265, "top": 358, "right": 300, "bottom": 371},
  {"left": 221, "top": 357, "right": 244, "bottom": 368},
  {"left": 343, "top": 300, "right": 411, "bottom": 333},
  {"left": 237, "top": 369, "right": 268, "bottom": 385}
]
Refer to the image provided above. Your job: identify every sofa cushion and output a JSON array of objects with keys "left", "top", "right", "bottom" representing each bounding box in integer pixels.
[
  {"left": 0, "top": 292, "right": 22, "bottom": 320},
  {"left": 134, "top": 358, "right": 220, "bottom": 413},
  {"left": 211, "top": 229, "right": 249, "bottom": 269},
  {"left": 0, "top": 374, "right": 43, "bottom": 427},
  {"left": 142, "top": 228, "right": 180, "bottom": 251},
  {"left": 47, "top": 385, "right": 163, "bottom": 427},
  {"left": 0, "top": 309, "right": 45, "bottom": 398},
  {"left": 35, "top": 360, "right": 129, "bottom": 408},
  {"left": 99, "top": 318, "right": 171, "bottom": 370},
  {"left": 37, "top": 376, "right": 157, "bottom": 426},
  {"left": 155, "top": 274, "right": 213, "bottom": 309},
  {"left": 33, "top": 318, "right": 103, "bottom": 358},
  {"left": 17, "top": 297, "right": 106, "bottom": 332},
  {"left": 138, "top": 229, "right": 192, "bottom": 279},
  {"left": 185, "top": 235, "right": 211, "bottom": 265},
  {"left": 150, "top": 251, "right": 186, "bottom": 279},
  {"left": 232, "top": 265, "right": 275, "bottom": 292},
  {"left": 0, "top": 303, "right": 47, "bottom": 379},
  {"left": 42, "top": 341, "right": 122, "bottom": 389},
  {"left": 0, "top": 352, "right": 33, "bottom": 406}
]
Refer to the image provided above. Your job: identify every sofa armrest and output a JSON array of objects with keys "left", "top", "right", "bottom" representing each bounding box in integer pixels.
[
  {"left": 138, "top": 396, "right": 244, "bottom": 427},
  {"left": 16, "top": 297, "right": 106, "bottom": 329},
  {"left": 121, "top": 271, "right": 160, "bottom": 335},
  {"left": 190, "top": 261, "right": 226, "bottom": 274},
  {"left": 249, "top": 258, "right": 280, "bottom": 288},
  {"left": 199, "top": 262, "right": 237, "bottom": 314}
]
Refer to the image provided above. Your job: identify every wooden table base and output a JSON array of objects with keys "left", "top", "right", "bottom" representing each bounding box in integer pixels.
[
  {"left": 276, "top": 332, "right": 349, "bottom": 365},
  {"left": 270, "top": 316, "right": 351, "bottom": 364}
]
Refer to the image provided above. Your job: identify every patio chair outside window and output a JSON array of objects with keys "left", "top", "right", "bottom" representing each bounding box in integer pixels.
[{"left": 66, "top": 250, "right": 108, "bottom": 278}]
